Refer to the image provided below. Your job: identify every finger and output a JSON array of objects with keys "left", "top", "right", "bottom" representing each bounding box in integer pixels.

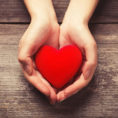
[
  {"left": 82, "top": 42, "right": 97, "bottom": 80},
  {"left": 18, "top": 37, "right": 34, "bottom": 75},
  {"left": 57, "top": 74, "right": 90, "bottom": 102},
  {"left": 18, "top": 37, "right": 43, "bottom": 75},
  {"left": 23, "top": 68, "right": 57, "bottom": 104},
  {"left": 18, "top": 44, "right": 51, "bottom": 97},
  {"left": 23, "top": 69, "right": 51, "bottom": 98},
  {"left": 18, "top": 22, "right": 48, "bottom": 63},
  {"left": 21, "top": 59, "right": 57, "bottom": 104},
  {"left": 40, "top": 76, "right": 57, "bottom": 104}
]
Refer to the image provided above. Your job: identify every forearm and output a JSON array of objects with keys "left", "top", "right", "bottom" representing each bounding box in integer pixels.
[
  {"left": 24, "top": 0, "right": 57, "bottom": 21},
  {"left": 63, "top": 0, "right": 99, "bottom": 24}
]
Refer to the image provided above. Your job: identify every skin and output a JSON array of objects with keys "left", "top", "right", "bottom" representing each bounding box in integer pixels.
[
  {"left": 18, "top": 0, "right": 98, "bottom": 104},
  {"left": 18, "top": 0, "right": 59, "bottom": 104},
  {"left": 57, "top": 0, "right": 99, "bottom": 102}
]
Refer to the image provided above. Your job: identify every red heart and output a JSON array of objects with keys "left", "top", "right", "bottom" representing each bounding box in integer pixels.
[{"left": 35, "top": 45, "right": 82, "bottom": 89}]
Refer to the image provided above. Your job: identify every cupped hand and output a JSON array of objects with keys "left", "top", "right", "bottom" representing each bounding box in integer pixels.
[
  {"left": 18, "top": 17, "right": 60, "bottom": 104},
  {"left": 57, "top": 22, "right": 97, "bottom": 102}
]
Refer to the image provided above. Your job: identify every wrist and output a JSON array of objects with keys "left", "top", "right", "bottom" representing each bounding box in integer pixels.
[
  {"left": 30, "top": 10, "right": 58, "bottom": 27},
  {"left": 63, "top": 0, "right": 97, "bottom": 25},
  {"left": 31, "top": 15, "right": 58, "bottom": 27},
  {"left": 24, "top": 0, "right": 57, "bottom": 23},
  {"left": 63, "top": 8, "right": 89, "bottom": 25},
  {"left": 62, "top": 14, "right": 88, "bottom": 27},
  {"left": 30, "top": 15, "right": 58, "bottom": 33}
]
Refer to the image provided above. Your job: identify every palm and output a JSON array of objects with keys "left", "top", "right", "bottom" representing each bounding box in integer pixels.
[
  {"left": 18, "top": 22, "right": 60, "bottom": 104},
  {"left": 57, "top": 24, "right": 97, "bottom": 102}
]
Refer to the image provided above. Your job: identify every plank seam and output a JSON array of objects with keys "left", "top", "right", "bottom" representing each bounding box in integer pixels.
[{"left": 1, "top": 22, "right": 118, "bottom": 24}]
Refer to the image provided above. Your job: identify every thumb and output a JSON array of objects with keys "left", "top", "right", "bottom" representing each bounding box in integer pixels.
[
  {"left": 82, "top": 62, "right": 93, "bottom": 80},
  {"left": 18, "top": 55, "right": 33, "bottom": 75},
  {"left": 82, "top": 43, "right": 97, "bottom": 80}
]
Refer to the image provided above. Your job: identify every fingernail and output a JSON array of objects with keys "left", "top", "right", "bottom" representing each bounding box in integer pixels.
[
  {"left": 84, "top": 70, "right": 91, "bottom": 80},
  {"left": 57, "top": 98, "right": 65, "bottom": 103},
  {"left": 59, "top": 94, "right": 65, "bottom": 103},
  {"left": 60, "top": 98, "right": 65, "bottom": 103}
]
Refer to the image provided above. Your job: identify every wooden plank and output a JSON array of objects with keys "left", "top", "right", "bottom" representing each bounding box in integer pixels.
[
  {"left": 91, "top": 0, "right": 118, "bottom": 23},
  {"left": 0, "top": 0, "right": 118, "bottom": 23},
  {"left": 0, "top": 24, "right": 118, "bottom": 117},
  {"left": 90, "top": 24, "right": 118, "bottom": 44},
  {"left": 0, "top": 24, "right": 118, "bottom": 45}
]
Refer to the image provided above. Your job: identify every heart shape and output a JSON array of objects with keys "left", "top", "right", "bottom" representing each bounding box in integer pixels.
[{"left": 35, "top": 45, "right": 82, "bottom": 89}]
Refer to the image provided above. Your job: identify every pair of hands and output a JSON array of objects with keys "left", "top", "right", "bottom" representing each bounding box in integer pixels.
[{"left": 18, "top": 0, "right": 97, "bottom": 104}]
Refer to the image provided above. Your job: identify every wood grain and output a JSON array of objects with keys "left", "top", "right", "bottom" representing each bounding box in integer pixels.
[
  {"left": 0, "top": 0, "right": 118, "bottom": 117},
  {"left": 0, "top": 0, "right": 118, "bottom": 23},
  {"left": 0, "top": 24, "right": 118, "bottom": 118}
]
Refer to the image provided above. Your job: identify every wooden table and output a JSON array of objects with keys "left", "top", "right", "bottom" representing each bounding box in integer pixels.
[{"left": 0, "top": 0, "right": 118, "bottom": 117}]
